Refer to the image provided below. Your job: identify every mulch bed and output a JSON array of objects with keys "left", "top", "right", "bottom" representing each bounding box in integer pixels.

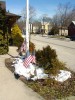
[{"left": 5, "top": 58, "right": 75, "bottom": 100}]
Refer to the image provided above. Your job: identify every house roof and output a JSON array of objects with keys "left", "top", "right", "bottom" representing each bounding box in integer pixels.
[
  {"left": 0, "top": 1, "right": 21, "bottom": 27},
  {"left": 6, "top": 12, "right": 21, "bottom": 27},
  {"left": 6, "top": 12, "right": 21, "bottom": 17},
  {"left": 72, "top": 21, "right": 75, "bottom": 25}
]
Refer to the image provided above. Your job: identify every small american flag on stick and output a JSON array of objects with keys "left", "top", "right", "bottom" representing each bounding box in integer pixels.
[
  {"left": 32, "top": 51, "right": 36, "bottom": 64},
  {"left": 23, "top": 51, "right": 36, "bottom": 68},
  {"left": 20, "top": 41, "right": 26, "bottom": 52}
]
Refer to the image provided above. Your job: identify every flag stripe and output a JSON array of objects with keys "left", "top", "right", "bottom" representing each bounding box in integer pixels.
[
  {"left": 20, "top": 41, "right": 26, "bottom": 52},
  {"left": 32, "top": 55, "right": 36, "bottom": 63},
  {"left": 23, "top": 54, "right": 36, "bottom": 68},
  {"left": 23, "top": 55, "right": 33, "bottom": 67}
]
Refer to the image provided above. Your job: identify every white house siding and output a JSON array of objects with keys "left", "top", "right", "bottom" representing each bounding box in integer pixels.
[
  {"left": 41, "top": 22, "right": 52, "bottom": 34},
  {"left": 59, "top": 29, "right": 68, "bottom": 36}
]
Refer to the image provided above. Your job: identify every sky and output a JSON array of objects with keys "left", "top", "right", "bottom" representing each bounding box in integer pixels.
[{"left": 3, "top": 0, "right": 75, "bottom": 18}]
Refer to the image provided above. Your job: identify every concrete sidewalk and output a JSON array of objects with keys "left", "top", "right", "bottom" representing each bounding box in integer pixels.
[{"left": 0, "top": 46, "right": 44, "bottom": 100}]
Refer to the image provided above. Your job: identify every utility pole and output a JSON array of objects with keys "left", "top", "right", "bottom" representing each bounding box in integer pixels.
[{"left": 26, "top": 0, "right": 29, "bottom": 57}]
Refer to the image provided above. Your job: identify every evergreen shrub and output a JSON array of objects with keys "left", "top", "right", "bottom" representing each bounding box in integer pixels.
[
  {"left": 0, "top": 46, "right": 8, "bottom": 54},
  {"left": 49, "top": 26, "right": 59, "bottom": 35},
  {"left": 0, "top": 38, "right": 8, "bottom": 54},
  {"left": 12, "top": 33, "right": 24, "bottom": 49},
  {"left": 35, "top": 45, "right": 66, "bottom": 74},
  {"left": 35, "top": 45, "right": 57, "bottom": 69}
]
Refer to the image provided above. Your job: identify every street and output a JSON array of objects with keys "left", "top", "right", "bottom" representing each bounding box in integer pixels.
[{"left": 31, "top": 35, "right": 75, "bottom": 72}]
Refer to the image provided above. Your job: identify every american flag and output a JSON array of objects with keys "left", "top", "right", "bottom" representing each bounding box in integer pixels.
[
  {"left": 23, "top": 52, "right": 36, "bottom": 68},
  {"left": 23, "top": 55, "right": 33, "bottom": 67},
  {"left": 20, "top": 41, "right": 26, "bottom": 52},
  {"left": 32, "top": 51, "right": 36, "bottom": 64}
]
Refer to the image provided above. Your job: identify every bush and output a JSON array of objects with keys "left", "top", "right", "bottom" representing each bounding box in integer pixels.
[
  {"left": 50, "top": 26, "right": 59, "bottom": 35},
  {"left": 35, "top": 45, "right": 57, "bottom": 69},
  {"left": 35, "top": 45, "right": 66, "bottom": 75},
  {"left": 0, "top": 34, "right": 8, "bottom": 54},
  {"left": 0, "top": 41, "right": 8, "bottom": 54},
  {"left": 48, "top": 59, "right": 66, "bottom": 75},
  {"left": 0, "top": 46, "right": 8, "bottom": 54},
  {"left": 12, "top": 33, "right": 24, "bottom": 49},
  {"left": 29, "top": 41, "right": 35, "bottom": 53}
]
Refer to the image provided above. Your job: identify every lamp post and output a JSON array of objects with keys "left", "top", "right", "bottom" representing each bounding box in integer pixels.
[{"left": 26, "top": 0, "right": 29, "bottom": 57}]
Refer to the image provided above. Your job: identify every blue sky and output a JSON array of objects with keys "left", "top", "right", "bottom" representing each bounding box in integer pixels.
[{"left": 4, "top": 0, "right": 75, "bottom": 18}]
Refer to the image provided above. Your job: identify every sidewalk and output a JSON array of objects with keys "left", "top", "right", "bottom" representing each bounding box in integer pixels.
[{"left": 0, "top": 46, "right": 44, "bottom": 100}]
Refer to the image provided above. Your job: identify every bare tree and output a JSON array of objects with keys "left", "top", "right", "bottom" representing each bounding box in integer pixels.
[
  {"left": 52, "top": 3, "right": 75, "bottom": 27},
  {"left": 52, "top": 2, "right": 75, "bottom": 36},
  {"left": 40, "top": 14, "right": 51, "bottom": 24},
  {"left": 52, "top": 14, "right": 60, "bottom": 26},
  {"left": 21, "top": 5, "right": 36, "bottom": 23},
  {"left": 67, "top": 7, "right": 75, "bottom": 24},
  {"left": 57, "top": 2, "right": 73, "bottom": 27}
]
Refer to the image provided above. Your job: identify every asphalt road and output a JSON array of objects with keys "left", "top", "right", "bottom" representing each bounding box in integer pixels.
[{"left": 31, "top": 35, "right": 75, "bottom": 72}]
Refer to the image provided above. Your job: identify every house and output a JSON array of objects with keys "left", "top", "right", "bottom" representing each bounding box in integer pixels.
[
  {"left": 41, "top": 22, "right": 52, "bottom": 34},
  {"left": 0, "top": 1, "right": 21, "bottom": 34},
  {"left": 17, "top": 21, "right": 52, "bottom": 36},
  {"left": 18, "top": 22, "right": 41, "bottom": 36},
  {"left": 30, "top": 22, "right": 41, "bottom": 33},
  {"left": 68, "top": 21, "right": 75, "bottom": 37},
  {"left": 29, "top": 22, "right": 52, "bottom": 34},
  {"left": 59, "top": 27, "right": 68, "bottom": 36}
]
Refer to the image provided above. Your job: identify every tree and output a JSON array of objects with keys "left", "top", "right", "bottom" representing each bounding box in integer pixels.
[
  {"left": 11, "top": 24, "right": 22, "bottom": 38},
  {"left": 52, "top": 2, "right": 75, "bottom": 28},
  {"left": 0, "top": 3, "right": 7, "bottom": 38},
  {"left": 58, "top": 3, "right": 72, "bottom": 27},
  {"left": 51, "top": 2, "right": 75, "bottom": 36},
  {"left": 50, "top": 26, "right": 59, "bottom": 35},
  {"left": 21, "top": 5, "right": 36, "bottom": 23},
  {"left": 11, "top": 24, "right": 24, "bottom": 47},
  {"left": 40, "top": 14, "right": 51, "bottom": 24},
  {"left": 0, "top": 3, "right": 9, "bottom": 53},
  {"left": 52, "top": 14, "right": 60, "bottom": 26},
  {"left": 0, "top": 4, "right": 5, "bottom": 27}
]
